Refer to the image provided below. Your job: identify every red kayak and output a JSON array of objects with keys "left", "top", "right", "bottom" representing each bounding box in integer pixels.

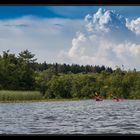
[
  {"left": 113, "top": 98, "right": 124, "bottom": 102},
  {"left": 95, "top": 97, "right": 103, "bottom": 101},
  {"left": 112, "top": 96, "right": 120, "bottom": 101}
]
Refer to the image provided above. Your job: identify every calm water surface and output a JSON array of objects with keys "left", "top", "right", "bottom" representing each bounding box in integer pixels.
[{"left": 0, "top": 100, "right": 140, "bottom": 134}]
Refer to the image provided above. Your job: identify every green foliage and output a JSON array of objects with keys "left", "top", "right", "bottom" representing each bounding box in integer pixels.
[
  {"left": 35, "top": 67, "right": 57, "bottom": 95},
  {"left": 0, "top": 91, "right": 42, "bottom": 101},
  {"left": 0, "top": 50, "right": 36, "bottom": 90},
  {"left": 0, "top": 50, "right": 140, "bottom": 101},
  {"left": 45, "top": 75, "right": 73, "bottom": 99}
]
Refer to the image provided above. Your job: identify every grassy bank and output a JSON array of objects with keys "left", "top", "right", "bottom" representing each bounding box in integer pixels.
[
  {"left": 0, "top": 90, "right": 89, "bottom": 103},
  {"left": 0, "top": 90, "right": 42, "bottom": 102}
]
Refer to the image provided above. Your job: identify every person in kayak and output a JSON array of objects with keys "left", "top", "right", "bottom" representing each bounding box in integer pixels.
[
  {"left": 95, "top": 92, "right": 103, "bottom": 101},
  {"left": 109, "top": 93, "right": 120, "bottom": 101},
  {"left": 113, "top": 96, "right": 119, "bottom": 102}
]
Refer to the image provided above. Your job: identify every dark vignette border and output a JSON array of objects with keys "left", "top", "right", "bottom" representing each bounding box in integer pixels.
[
  {"left": 0, "top": 0, "right": 140, "bottom": 137},
  {"left": 0, "top": 0, "right": 140, "bottom": 5}
]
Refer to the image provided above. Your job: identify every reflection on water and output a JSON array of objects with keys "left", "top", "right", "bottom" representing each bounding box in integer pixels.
[{"left": 0, "top": 100, "right": 140, "bottom": 134}]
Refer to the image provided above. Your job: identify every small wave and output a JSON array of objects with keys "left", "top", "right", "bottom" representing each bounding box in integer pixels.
[{"left": 43, "top": 116, "right": 57, "bottom": 121}]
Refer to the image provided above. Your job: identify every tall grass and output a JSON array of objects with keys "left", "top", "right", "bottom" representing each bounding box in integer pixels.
[{"left": 0, "top": 90, "right": 42, "bottom": 102}]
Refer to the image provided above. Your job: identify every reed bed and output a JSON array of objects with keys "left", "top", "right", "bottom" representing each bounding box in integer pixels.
[{"left": 0, "top": 90, "right": 42, "bottom": 101}]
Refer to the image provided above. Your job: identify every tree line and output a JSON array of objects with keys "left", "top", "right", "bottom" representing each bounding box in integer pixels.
[{"left": 0, "top": 50, "right": 140, "bottom": 99}]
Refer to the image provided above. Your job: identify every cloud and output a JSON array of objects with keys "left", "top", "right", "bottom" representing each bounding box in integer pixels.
[
  {"left": 0, "top": 16, "right": 84, "bottom": 63},
  {"left": 85, "top": 8, "right": 112, "bottom": 33},
  {"left": 60, "top": 8, "right": 140, "bottom": 70},
  {"left": 84, "top": 8, "right": 128, "bottom": 34},
  {"left": 126, "top": 17, "right": 140, "bottom": 35},
  {"left": 1, "top": 8, "right": 140, "bottom": 70}
]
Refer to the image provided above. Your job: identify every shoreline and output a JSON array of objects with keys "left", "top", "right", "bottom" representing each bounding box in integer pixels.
[
  {"left": 0, "top": 98, "right": 140, "bottom": 104},
  {"left": 0, "top": 98, "right": 89, "bottom": 103}
]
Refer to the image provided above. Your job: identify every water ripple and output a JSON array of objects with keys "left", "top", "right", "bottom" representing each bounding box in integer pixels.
[{"left": 0, "top": 100, "right": 140, "bottom": 134}]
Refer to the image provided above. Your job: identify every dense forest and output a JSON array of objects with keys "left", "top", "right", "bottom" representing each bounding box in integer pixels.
[{"left": 0, "top": 49, "right": 140, "bottom": 100}]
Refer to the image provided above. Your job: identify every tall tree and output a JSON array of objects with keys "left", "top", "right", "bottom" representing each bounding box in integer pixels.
[{"left": 18, "top": 50, "right": 37, "bottom": 90}]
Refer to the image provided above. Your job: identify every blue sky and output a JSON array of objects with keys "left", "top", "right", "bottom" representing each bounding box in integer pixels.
[
  {"left": 0, "top": 6, "right": 140, "bottom": 19},
  {"left": 0, "top": 6, "right": 140, "bottom": 70}
]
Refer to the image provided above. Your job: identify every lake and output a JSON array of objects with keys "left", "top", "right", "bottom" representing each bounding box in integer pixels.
[{"left": 0, "top": 100, "right": 140, "bottom": 134}]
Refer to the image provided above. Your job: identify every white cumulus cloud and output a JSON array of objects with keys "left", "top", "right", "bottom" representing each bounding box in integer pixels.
[
  {"left": 60, "top": 8, "right": 140, "bottom": 70},
  {"left": 126, "top": 17, "right": 140, "bottom": 35}
]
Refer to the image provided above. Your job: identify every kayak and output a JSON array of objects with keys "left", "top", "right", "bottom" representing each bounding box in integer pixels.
[
  {"left": 114, "top": 98, "right": 124, "bottom": 102},
  {"left": 113, "top": 99, "right": 119, "bottom": 102},
  {"left": 95, "top": 98, "right": 103, "bottom": 101}
]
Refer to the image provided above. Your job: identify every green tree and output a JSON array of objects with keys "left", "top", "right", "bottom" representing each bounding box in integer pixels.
[
  {"left": 45, "top": 75, "right": 72, "bottom": 99},
  {"left": 18, "top": 50, "right": 37, "bottom": 90},
  {"left": 35, "top": 67, "right": 57, "bottom": 95}
]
